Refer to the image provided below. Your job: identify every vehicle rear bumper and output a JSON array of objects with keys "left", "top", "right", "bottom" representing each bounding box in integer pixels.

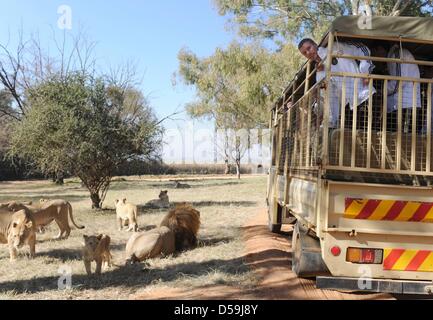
[{"left": 317, "top": 276, "right": 433, "bottom": 295}]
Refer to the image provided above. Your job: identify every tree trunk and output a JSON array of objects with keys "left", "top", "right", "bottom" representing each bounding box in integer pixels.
[
  {"left": 235, "top": 160, "right": 241, "bottom": 180},
  {"left": 55, "top": 172, "right": 64, "bottom": 185},
  {"left": 90, "top": 191, "right": 101, "bottom": 209},
  {"left": 224, "top": 158, "right": 230, "bottom": 174}
]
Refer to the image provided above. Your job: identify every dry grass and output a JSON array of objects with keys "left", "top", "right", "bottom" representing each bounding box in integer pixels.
[{"left": 0, "top": 175, "right": 267, "bottom": 300}]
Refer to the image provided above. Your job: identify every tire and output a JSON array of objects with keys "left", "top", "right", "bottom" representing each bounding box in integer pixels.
[{"left": 291, "top": 228, "right": 302, "bottom": 276}]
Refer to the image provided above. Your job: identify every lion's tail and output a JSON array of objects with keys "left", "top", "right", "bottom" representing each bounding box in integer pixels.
[{"left": 67, "top": 202, "right": 85, "bottom": 229}]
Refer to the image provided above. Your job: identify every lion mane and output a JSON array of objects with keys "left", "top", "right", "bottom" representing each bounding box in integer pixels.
[
  {"left": 124, "top": 203, "right": 200, "bottom": 264},
  {"left": 160, "top": 203, "right": 200, "bottom": 251}
]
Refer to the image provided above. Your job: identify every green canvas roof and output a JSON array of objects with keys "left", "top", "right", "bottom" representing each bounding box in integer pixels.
[{"left": 329, "top": 16, "right": 433, "bottom": 43}]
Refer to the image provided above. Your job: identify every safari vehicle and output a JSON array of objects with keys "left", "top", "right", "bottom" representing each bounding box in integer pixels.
[{"left": 266, "top": 16, "right": 433, "bottom": 294}]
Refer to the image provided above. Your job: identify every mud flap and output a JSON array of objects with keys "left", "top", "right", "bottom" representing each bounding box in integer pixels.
[{"left": 292, "top": 222, "right": 330, "bottom": 278}]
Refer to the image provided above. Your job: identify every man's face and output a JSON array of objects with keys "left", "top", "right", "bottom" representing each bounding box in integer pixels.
[{"left": 299, "top": 41, "right": 318, "bottom": 61}]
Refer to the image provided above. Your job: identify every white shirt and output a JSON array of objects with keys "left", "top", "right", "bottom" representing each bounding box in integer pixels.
[
  {"left": 315, "top": 41, "right": 376, "bottom": 126},
  {"left": 387, "top": 45, "right": 421, "bottom": 111}
]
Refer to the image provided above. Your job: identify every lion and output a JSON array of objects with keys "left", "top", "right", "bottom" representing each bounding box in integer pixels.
[
  {"left": 145, "top": 190, "right": 170, "bottom": 209},
  {"left": 7, "top": 199, "right": 85, "bottom": 239},
  {"left": 173, "top": 181, "right": 191, "bottom": 189},
  {"left": 125, "top": 226, "right": 175, "bottom": 264},
  {"left": 114, "top": 198, "right": 138, "bottom": 232},
  {"left": 124, "top": 203, "right": 200, "bottom": 264},
  {"left": 82, "top": 234, "right": 112, "bottom": 275},
  {"left": 160, "top": 203, "right": 200, "bottom": 251},
  {"left": 0, "top": 209, "right": 36, "bottom": 261}
]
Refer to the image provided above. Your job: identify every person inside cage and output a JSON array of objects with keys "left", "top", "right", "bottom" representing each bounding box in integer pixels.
[
  {"left": 298, "top": 38, "right": 376, "bottom": 129},
  {"left": 372, "top": 44, "right": 421, "bottom": 133}
]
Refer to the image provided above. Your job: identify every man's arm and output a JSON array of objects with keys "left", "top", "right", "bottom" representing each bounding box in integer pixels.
[{"left": 344, "top": 42, "right": 375, "bottom": 85}]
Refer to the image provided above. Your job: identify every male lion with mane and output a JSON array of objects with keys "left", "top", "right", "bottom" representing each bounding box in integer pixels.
[
  {"left": 160, "top": 203, "right": 200, "bottom": 251},
  {"left": 124, "top": 203, "right": 200, "bottom": 264}
]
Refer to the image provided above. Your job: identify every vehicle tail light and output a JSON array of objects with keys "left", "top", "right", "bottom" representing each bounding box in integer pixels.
[
  {"left": 331, "top": 246, "right": 341, "bottom": 256},
  {"left": 346, "top": 248, "right": 383, "bottom": 264}
]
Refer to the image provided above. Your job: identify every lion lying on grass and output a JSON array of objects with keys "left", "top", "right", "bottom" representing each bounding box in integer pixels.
[
  {"left": 125, "top": 203, "right": 200, "bottom": 263},
  {"left": 125, "top": 226, "right": 175, "bottom": 263},
  {"left": 160, "top": 203, "right": 200, "bottom": 251},
  {"left": 144, "top": 190, "right": 170, "bottom": 209}
]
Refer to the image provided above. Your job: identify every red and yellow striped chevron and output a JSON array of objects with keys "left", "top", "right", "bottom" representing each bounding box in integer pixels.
[
  {"left": 344, "top": 198, "right": 433, "bottom": 222},
  {"left": 383, "top": 249, "right": 433, "bottom": 272}
]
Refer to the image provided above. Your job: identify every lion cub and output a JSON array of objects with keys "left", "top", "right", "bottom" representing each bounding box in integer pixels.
[
  {"left": 115, "top": 198, "right": 138, "bottom": 232},
  {"left": 82, "top": 234, "right": 112, "bottom": 275}
]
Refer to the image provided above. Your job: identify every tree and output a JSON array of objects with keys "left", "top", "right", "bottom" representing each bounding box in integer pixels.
[
  {"left": 178, "top": 42, "right": 301, "bottom": 126},
  {"left": 9, "top": 72, "right": 162, "bottom": 209},
  {"left": 176, "top": 41, "right": 301, "bottom": 178},
  {"left": 0, "top": 28, "right": 97, "bottom": 121},
  {"left": 214, "top": 0, "right": 433, "bottom": 45}
]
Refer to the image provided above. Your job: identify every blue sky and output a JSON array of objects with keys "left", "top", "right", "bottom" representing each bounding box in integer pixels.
[{"left": 0, "top": 0, "right": 234, "bottom": 128}]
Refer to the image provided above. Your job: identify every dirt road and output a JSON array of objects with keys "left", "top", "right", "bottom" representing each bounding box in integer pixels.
[{"left": 135, "top": 208, "right": 397, "bottom": 300}]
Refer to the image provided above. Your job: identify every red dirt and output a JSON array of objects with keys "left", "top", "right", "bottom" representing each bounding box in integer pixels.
[{"left": 133, "top": 208, "right": 394, "bottom": 300}]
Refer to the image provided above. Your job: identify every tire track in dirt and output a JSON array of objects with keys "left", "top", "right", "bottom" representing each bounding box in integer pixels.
[{"left": 242, "top": 208, "right": 394, "bottom": 300}]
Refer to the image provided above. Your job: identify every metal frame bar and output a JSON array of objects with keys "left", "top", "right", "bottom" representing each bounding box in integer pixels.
[
  {"left": 366, "top": 79, "right": 373, "bottom": 169},
  {"left": 426, "top": 83, "right": 432, "bottom": 172},
  {"left": 381, "top": 80, "right": 388, "bottom": 169},
  {"left": 322, "top": 32, "right": 334, "bottom": 167},
  {"left": 339, "top": 77, "right": 346, "bottom": 166}
]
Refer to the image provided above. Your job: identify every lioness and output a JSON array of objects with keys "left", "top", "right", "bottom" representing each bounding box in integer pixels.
[
  {"left": 145, "top": 190, "right": 170, "bottom": 208},
  {"left": 0, "top": 209, "right": 36, "bottom": 261},
  {"left": 114, "top": 198, "right": 138, "bottom": 232},
  {"left": 82, "top": 234, "right": 112, "bottom": 275},
  {"left": 7, "top": 199, "right": 85, "bottom": 239},
  {"left": 4, "top": 201, "right": 45, "bottom": 233},
  {"left": 125, "top": 226, "right": 175, "bottom": 264},
  {"left": 173, "top": 181, "right": 191, "bottom": 189}
]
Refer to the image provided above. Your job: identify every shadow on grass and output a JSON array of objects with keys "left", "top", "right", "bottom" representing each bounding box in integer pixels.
[
  {"left": 136, "top": 205, "right": 169, "bottom": 213},
  {"left": 0, "top": 194, "right": 89, "bottom": 204},
  {"left": 198, "top": 237, "right": 234, "bottom": 247},
  {"left": 171, "top": 201, "right": 256, "bottom": 208},
  {"left": 36, "top": 244, "right": 127, "bottom": 262},
  {"left": 107, "top": 180, "right": 243, "bottom": 192},
  {"left": 0, "top": 255, "right": 250, "bottom": 294}
]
